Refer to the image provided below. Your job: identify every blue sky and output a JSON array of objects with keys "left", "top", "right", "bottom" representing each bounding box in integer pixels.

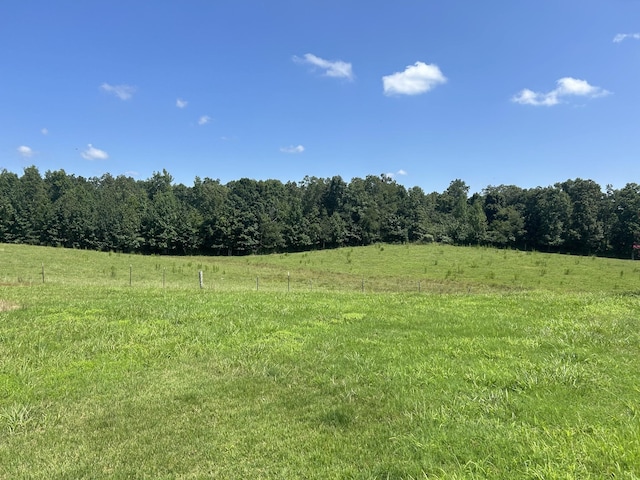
[{"left": 2, "top": 1, "right": 639, "bottom": 193}]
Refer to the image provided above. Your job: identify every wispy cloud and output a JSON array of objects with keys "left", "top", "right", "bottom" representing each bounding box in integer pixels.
[
  {"left": 382, "top": 62, "right": 447, "bottom": 96},
  {"left": 293, "top": 53, "right": 354, "bottom": 80},
  {"left": 17, "top": 145, "right": 34, "bottom": 158},
  {"left": 198, "top": 115, "right": 211, "bottom": 125},
  {"left": 81, "top": 144, "right": 109, "bottom": 160},
  {"left": 176, "top": 98, "right": 188, "bottom": 108},
  {"left": 41, "top": 128, "right": 48, "bottom": 135},
  {"left": 386, "top": 169, "right": 408, "bottom": 178},
  {"left": 100, "top": 83, "right": 136, "bottom": 100},
  {"left": 280, "top": 145, "right": 305, "bottom": 154},
  {"left": 613, "top": 33, "right": 640, "bottom": 43},
  {"left": 512, "top": 77, "right": 610, "bottom": 106}
]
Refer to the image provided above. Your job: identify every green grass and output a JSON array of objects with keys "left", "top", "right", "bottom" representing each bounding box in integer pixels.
[
  {"left": 2, "top": 243, "right": 640, "bottom": 293},
  {"left": 1, "top": 243, "right": 639, "bottom": 478}
]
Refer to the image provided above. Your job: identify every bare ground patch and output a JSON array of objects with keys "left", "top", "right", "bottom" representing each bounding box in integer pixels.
[{"left": 0, "top": 300, "right": 19, "bottom": 312}]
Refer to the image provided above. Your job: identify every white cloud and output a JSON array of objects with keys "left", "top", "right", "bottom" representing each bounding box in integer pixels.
[
  {"left": 176, "top": 98, "right": 188, "bottom": 108},
  {"left": 382, "top": 62, "right": 447, "bottom": 96},
  {"left": 512, "top": 77, "right": 610, "bottom": 106},
  {"left": 100, "top": 83, "right": 136, "bottom": 100},
  {"left": 198, "top": 115, "right": 211, "bottom": 125},
  {"left": 81, "top": 144, "right": 109, "bottom": 160},
  {"left": 614, "top": 33, "right": 640, "bottom": 43},
  {"left": 41, "top": 128, "right": 48, "bottom": 135},
  {"left": 293, "top": 53, "right": 354, "bottom": 80},
  {"left": 386, "top": 169, "right": 408, "bottom": 179},
  {"left": 17, "top": 145, "right": 34, "bottom": 158},
  {"left": 280, "top": 145, "right": 305, "bottom": 154},
  {"left": 512, "top": 88, "right": 558, "bottom": 106}
]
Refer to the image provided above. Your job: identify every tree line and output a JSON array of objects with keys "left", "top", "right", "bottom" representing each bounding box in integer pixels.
[{"left": 1, "top": 166, "right": 638, "bottom": 258}]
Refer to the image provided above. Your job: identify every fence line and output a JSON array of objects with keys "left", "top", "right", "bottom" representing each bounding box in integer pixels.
[{"left": 2, "top": 263, "right": 477, "bottom": 294}]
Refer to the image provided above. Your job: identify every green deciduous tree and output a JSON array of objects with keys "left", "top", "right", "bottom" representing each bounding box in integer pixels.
[
  {"left": 526, "top": 186, "right": 571, "bottom": 251},
  {"left": 483, "top": 185, "right": 527, "bottom": 248},
  {"left": 609, "top": 183, "right": 640, "bottom": 258},
  {"left": 559, "top": 179, "right": 606, "bottom": 254}
]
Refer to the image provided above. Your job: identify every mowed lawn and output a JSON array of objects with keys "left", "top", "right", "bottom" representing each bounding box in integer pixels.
[{"left": 0, "top": 244, "right": 639, "bottom": 478}]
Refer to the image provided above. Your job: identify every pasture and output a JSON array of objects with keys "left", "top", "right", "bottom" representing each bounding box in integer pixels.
[{"left": 0, "top": 243, "right": 639, "bottom": 478}]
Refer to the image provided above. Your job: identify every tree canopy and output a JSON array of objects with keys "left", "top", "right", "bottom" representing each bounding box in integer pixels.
[{"left": 1, "top": 167, "right": 638, "bottom": 259}]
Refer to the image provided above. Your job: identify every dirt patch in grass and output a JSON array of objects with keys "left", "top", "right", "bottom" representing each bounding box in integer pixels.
[{"left": 0, "top": 300, "right": 19, "bottom": 312}]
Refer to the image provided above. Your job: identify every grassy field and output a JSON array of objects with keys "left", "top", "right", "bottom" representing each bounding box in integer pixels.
[
  {"left": 1, "top": 243, "right": 639, "bottom": 478},
  {"left": 2, "top": 243, "right": 640, "bottom": 293}
]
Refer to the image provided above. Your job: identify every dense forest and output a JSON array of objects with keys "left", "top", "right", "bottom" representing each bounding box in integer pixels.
[{"left": 1, "top": 166, "right": 639, "bottom": 259}]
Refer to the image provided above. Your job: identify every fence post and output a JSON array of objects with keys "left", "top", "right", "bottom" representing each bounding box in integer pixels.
[
  {"left": 163, "top": 268, "right": 166, "bottom": 288},
  {"left": 256, "top": 276, "right": 259, "bottom": 291},
  {"left": 129, "top": 265, "right": 132, "bottom": 286},
  {"left": 287, "top": 272, "right": 290, "bottom": 292},
  {"left": 41, "top": 263, "right": 45, "bottom": 284},
  {"left": 199, "top": 270, "right": 204, "bottom": 289}
]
